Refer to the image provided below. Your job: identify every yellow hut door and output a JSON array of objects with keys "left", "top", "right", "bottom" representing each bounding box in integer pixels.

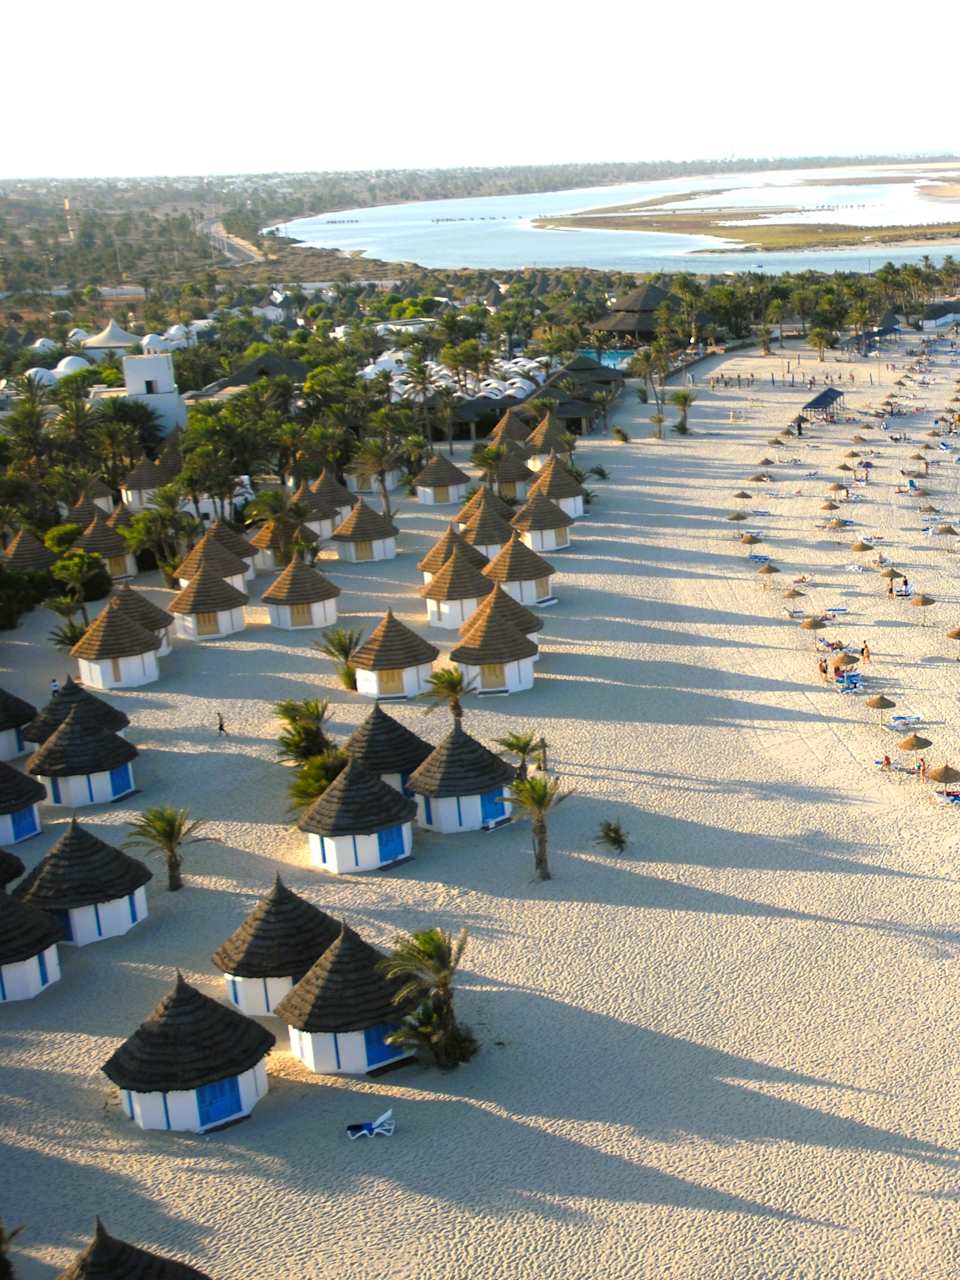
[
  {"left": 534, "top": 577, "right": 551, "bottom": 599},
  {"left": 480, "top": 663, "right": 505, "bottom": 689},
  {"left": 379, "top": 668, "right": 404, "bottom": 695},
  {"left": 111, "top": 658, "right": 122, "bottom": 682},
  {"left": 196, "top": 611, "right": 219, "bottom": 636},
  {"left": 108, "top": 555, "right": 127, "bottom": 577},
  {"left": 290, "top": 602, "right": 312, "bottom": 627},
  {"left": 434, "top": 485, "right": 449, "bottom": 503},
  {"left": 554, "top": 527, "right": 569, "bottom": 547},
  {"left": 500, "top": 482, "right": 516, "bottom": 499},
  {"left": 355, "top": 540, "right": 374, "bottom": 561}
]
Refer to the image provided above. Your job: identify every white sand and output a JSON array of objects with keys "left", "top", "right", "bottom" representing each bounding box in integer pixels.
[{"left": 4, "top": 338, "right": 960, "bottom": 1279}]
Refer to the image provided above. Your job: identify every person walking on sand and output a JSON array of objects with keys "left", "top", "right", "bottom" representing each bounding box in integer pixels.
[
  {"left": 918, "top": 757, "right": 928, "bottom": 783},
  {"left": 217, "top": 712, "right": 227, "bottom": 736},
  {"left": 818, "top": 657, "right": 828, "bottom": 681},
  {"left": 861, "top": 642, "right": 871, "bottom": 663},
  {"left": 50, "top": 677, "right": 60, "bottom": 695}
]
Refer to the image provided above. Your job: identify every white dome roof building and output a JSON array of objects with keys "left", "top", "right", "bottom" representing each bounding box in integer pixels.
[
  {"left": 81, "top": 319, "right": 141, "bottom": 361},
  {"left": 67, "top": 327, "right": 90, "bottom": 342},
  {"left": 140, "top": 334, "right": 172, "bottom": 353},
  {"left": 30, "top": 337, "right": 58, "bottom": 353},
  {"left": 54, "top": 355, "right": 90, "bottom": 377},
  {"left": 23, "top": 367, "right": 57, "bottom": 388}
]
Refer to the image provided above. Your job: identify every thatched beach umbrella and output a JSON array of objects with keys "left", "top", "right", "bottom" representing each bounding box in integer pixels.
[
  {"left": 926, "top": 429, "right": 941, "bottom": 438},
  {"left": 800, "top": 617, "right": 827, "bottom": 644},
  {"left": 911, "top": 593, "right": 935, "bottom": 623},
  {"left": 920, "top": 443, "right": 934, "bottom": 452},
  {"left": 920, "top": 504, "right": 939, "bottom": 514},
  {"left": 837, "top": 463, "right": 854, "bottom": 473},
  {"left": 740, "top": 532, "right": 760, "bottom": 545},
  {"left": 852, "top": 540, "right": 874, "bottom": 553},
  {"left": 758, "top": 456, "right": 775, "bottom": 466},
  {"left": 757, "top": 563, "right": 780, "bottom": 582},
  {"left": 726, "top": 511, "right": 748, "bottom": 522},
  {"left": 937, "top": 524, "right": 958, "bottom": 537},
  {"left": 898, "top": 733, "right": 932, "bottom": 756},
  {"left": 947, "top": 625, "right": 960, "bottom": 658},
  {"left": 821, "top": 500, "right": 840, "bottom": 511},
  {"left": 733, "top": 490, "right": 752, "bottom": 500},
  {"left": 845, "top": 450, "right": 861, "bottom": 458},
  {"left": 827, "top": 482, "right": 846, "bottom": 492},
  {"left": 748, "top": 473, "right": 769, "bottom": 483},
  {"left": 879, "top": 567, "right": 904, "bottom": 580},
  {"left": 783, "top": 588, "right": 805, "bottom": 600},
  {"left": 827, "top": 518, "right": 845, "bottom": 530},
  {"left": 851, "top": 435, "right": 866, "bottom": 443},
  {"left": 833, "top": 652, "right": 859, "bottom": 669},
  {"left": 866, "top": 694, "right": 895, "bottom": 725},
  {"left": 928, "top": 763, "right": 960, "bottom": 793}
]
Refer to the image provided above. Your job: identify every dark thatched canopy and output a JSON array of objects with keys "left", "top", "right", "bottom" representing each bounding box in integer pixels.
[
  {"left": 417, "top": 525, "right": 488, "bottom": 576},
  {"left": 0, "top": 888, "right": 63, "bottom": 964},
  {"left": 71, "top": 600, "right": 161, "bottom": 661},
  {"left": 22, "top": 676, "right": 129, "bottom": 745},
  {"left": 413, "top": 453, "right": 470, "bottom": 488},
  {"left": 345, "top": 705, "right": 433, "bottom": 777},
  {"left": 297, "top": 760, "right": 416, "bottom": 836},
  {"left": 0, "top": 759, "right": 46, "bottom": 815},
  {"left": 418, "top": 547, "right": 493, "bottom": 603},
  {"left": 407, "top": 722, "right": 515, "bottom": 798},
  {"left": 482, "top": 534, "right": 555, "bottom": 585},
  {"left": 27, "top": 709, "right": 138, "bottom": 779},
  {"left": 273, "top": 923, "right": 404, "bottom": 1034},
  {"left": 331, "top": 499, "right": 398, "bottom": 542},
  {"left": 211, "top": 876, "right": 341, "bottom": 979},
  {"left": 55, "top": 1218, "right": 214, "bottom": 1280},
  {"left": 0, "top": 845, "right": 25, "bottom": 886},
  {"left": 261, "top": 559, "right": 340, "bottom": 607},
  {"left": 14, "top": 818, "right": 152, "bottom": 911},
  {"left": 112, "top": 584, "right": 174, "bottom": 634},
  {"left": 3, "top": 528, "right": 57, "bottom": 573},
  {"left": 168, "top": 565, "right": 248, "bottom": 616},
  {"left": 0, "top": 687, "right": 36, "bottom": 733},
  {"left": 459, "top": 582, "right": 543, "bottom": 637},
  {"left": 353, "top": 611, "right": 438, "bottom": 672}
]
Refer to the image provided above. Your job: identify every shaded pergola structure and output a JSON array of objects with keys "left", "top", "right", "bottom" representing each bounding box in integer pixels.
[{"left": 803, "top": 387, "right": 846, "bottom": 420}]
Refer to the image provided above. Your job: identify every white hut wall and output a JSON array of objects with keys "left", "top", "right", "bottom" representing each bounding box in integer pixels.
[
  {"left": 416, "top": 482, "right": 468, "bottom": 506},
  {"left": 458, "top": 656, "right": 535, "bottom": 694},
  {"left": 224, "top": 972, "right": 295, "bottom": 1015},
  {"left": 337, "top": 537, "right": 397, "bottom": 563},
  {"left": 0, "top": 726, "right": 28, "bottom": 761},
  {"left": 0, "top": 945, "right": 60, "bottom": 1001},
  {"left": 62, "top": 887, "right": 147, "bottom": 945},
  {"left": 122, "top": 1063, "right": 267, "bottom": 1133},
  {"left": 268, "top": 599, "right": 337, "bottom": 631},
  {"left": 307, "top": 821, "right": 412, "bottom": 873},
  {"left": 425, "top": 596, "right": 482, "bottom": 630},
  {"left": 0, "top": 804, "right": 41, "bottom": 843},
  {"left": 288, "top": 1025, "right": 411, "bottom": 1074},
  {"left": 43, "top": 765, "right": 135, "bottom": 807},
  {"left": 78, "top": 650, "right": 159, "bottom": 691}
]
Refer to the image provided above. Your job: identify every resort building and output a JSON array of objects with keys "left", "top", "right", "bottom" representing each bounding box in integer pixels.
[
  {"left": 27, "top": 708, "right": 138, "bottom": 807},
  {"left": 21, "top": 676, "right": 129, "bottom": 749},
  {"left": 101, "top": 974, "right": 275, "bottom": 1133},
  {"left": 0, "top": 761, "right": 46, "bottom": 844},
  {"left": 73, "top": 514, "right": 138, "bottom": 581},
  {"left": 450, "top": 610, "right": 538, "bottom": 695},
  {"left": 249, "top": 519, "right": 318, "bottom": 573},
  {"left": 297, "top": 759, "right": 417, "bottom": 873},
  {"left": 330, "top": 500, "right": 398, "bottom": 563},
  {"left": 290, "top": 481, "right": 338, "bottom": 541},
  {"left": 14, "top": 818, "right": 151, "bottom": 947},
  {"left": 310, "top": 469, "right": 354, "bottom": 525},
  {"left": 70, "top": 599, "right": 161, "bottom": 689},
  {"left": 81, "top": 319, "right": 140, "bottom": 361},
  {"left": 54, "top": 1218, "right": 214, "bottom": 1280},
  {"left": 459, "top": 581, "right": 543, "bottom": 643},
  {"left": 487, "top": 408, "right": 532, "bottom": 449},
  {"left": 418, "top": 524, "right": 487, "bottom": 584},
  {"left": 119, "top": 457, "right": 162, "bottom": 511},
  {"left": 69, "top": 497, "right": 101, "bottom": 531},
  {"left": 84, "top": 477, "right": 116, "bottom": 515},
  {"left": 112, "top": 583, "right": 174, "bottom": 656},
  {"left": 482, "top": 534, "right": 557, "bottom": 606},
  {"left": 212, "top": 875, "right": 341, "bottom": 1016},
  {"left": 168, "top": 565, "right": 248, "bottom": 641},
  {"left": 494, "top": 450, "right": 535, "bottom": 502},
  {"left": 345, "top": 462, "right": 403, "bottom": 496},
  {"left": 0, "top": 889, "right": 63, "bottom": 1002},
  {"left": 528, "top": 451, "right": 587, "bottom": 518},
  {"left": 261, "top": 558, "right": 340, "bottom": 630},
  {"left": 461, "top": 505, "right": 515, "bottom": 560},
  {"left": 455, "top": 484, "right": 513, "bottom": 530},
  {"left": 0, "top": 688, "right": 36, "bottom": 761},
  {"left": 106, "top": 502, "right": 133, "bottom": 533},
  {"left": 418, "top": 545, "right": 492, "bottom": 630},
  {"left": 511, "top": 491, "right": 574, "bottom": 553},
  {"left": 353, "top": 610, "right": 439, "bottom": 700},
  {"left": 413, "top": 453, "right": 471, "bottom": 505},
  {"left": 525, "top": 411, "right": 571, "bottom": 470},
  {"left": 345, "top": 704, "right": 433, "bottom": 796},
  {"left": 175, "top": 533, "right": 248, "bottom": 594},
  {"left": 88, "top": 353, "right": 187, "bottom": 434},
  {"left": 208, "top": 520, "right": 257, "bottom": 580},
  {"left": 274, "top": 923, "right": 413, "bottom": 1074},
  {"left": 592, "top": 282, "right": 675, "bottom": 345},
  {"left": 2, "top": 529, "right": 57, "bottom": 574},
  {"left": 407, "top": 722, "right": 515, "bottom": 833}
]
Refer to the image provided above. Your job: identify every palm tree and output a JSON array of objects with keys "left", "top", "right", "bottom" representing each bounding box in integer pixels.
[
  {"left": 422, "top": 666, "right": 474, "bottom": 722},
  {"left": 668, "top": 389, "right": 696, "bottom": 434},
  {"left": 469, "top": 443, "right": 503, "bottom": 488},
  {"left": 595, "top": 819, "right": 628, "bottom": 855},
  {"left": 808, "top": 327, "right": 831, "bottom": 361},
  {"left": 50, "top": 550, "right": 106, "bottom": 625},
  {"left": 496, "top": 731, "right": 538, "bottom": 780},
  {"left": 379, "top": 928, "right": 477, "bottom": 1068},
  {"left": 757, "top": 324, "right": 772, "bottom": 356},
  {"left": 48, "top": 617, "right": 86, "bottom": 650},
  {"left": 313, "top": 627, "right": 363, "bottom": 690},
  {"left": 509, "top": 773, "right": 572, "bottom": 881},
  {"left": 288, "top": 749, "right": 348, "bottom": 812},
  {"left": 0, "top": 1219, "right": 24, "bottom": 1280},
  {"left": 649, "top": 412, "right": 666, "bottom": 442},
  {"left": 351, "top": 435, "right": 404, "bottom": 518},
  {"left": 275, "top": 698, "right": 332, "bottom": 764},
  {"left": 123, "top": 806, "right": 207, "bottom": 892}
]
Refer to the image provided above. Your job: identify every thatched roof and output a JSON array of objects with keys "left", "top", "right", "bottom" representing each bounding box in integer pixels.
[
  {"left": 459, "top": 582, "right": 543, "bottom": 638},
  {"left": 101, "top": 973, "right": 276, "bottom": 1093},
  {"left": 418, "top": 547, "right": 493, "bottom": 603},
  {"left": 482, "top": 534, "right": 555, "bottom": 584},
  {"left": 112, "top": 584, "right": 174, "bottom": 634},
  {"left": 69, "top": 498, "right": 102, "bottom": 531},
  {"left": 331, "top": 499, "right": 398, "bottom": 542},
  {"left": 261, "top": 559, "right": 340, "bottom": 606},
  {"left": 55, "top": 1218, "right": 213, "bottom": 1280},
  {"left": 106, "top": 502, "right": 133, "bottom": 532},
  {"left": 0, "top": 846, "right": 25, "bottom": 886},
  {"left": 168, "top": 565, "right": 248, "bottom": 615},
  {"left": 273, "top": 923, "right": 404, "bottom": 1034},
  {"left": 345, "top": 704, "right": 433, "bottom": 777},
  {"left": 528, "top": 452, "right": 587, "bottom": 502},
  {"left": 353, "top": 611, "right": 438, "bottom": 671},
  {"left": 211, "top": 876, "right": 341, "bottom": 979},
  {"left": 155, "top": 440, "right": 183, "bottom": 483},
  {"left": 450, "top": 610, "right": 538, "bottom": 665},
  {"left": 121, "top": 456, "right": 162, "bottom": 492},
  {"left": 609, "top": 282, "right": 671, "bottom": 313},
  {"left": 0, "top": 887, "right": 63, "bottom": 965},
  {"left": 85, "top": 477, "right": 115, "bottom": 501},
  {"left": 297, "top": 759, "right": 416, "bottom": 836},
  {"left": 3, "top": 528, "right": 57, "bottom": 573},
  {"left": 208, "top": 520, "right": 256, "bottom": 560},
  {"left": 74, "top": 513, "right": 128, "bottom": 560},
  {"left": 28, "top": 709, "right": 138, "bottom": 779},
  {"left": 511, "top": 492, "right": 573, "bottom": 533},
  {"left": 0, "top": 687, "right": 36, "bottom": 733},
  {"left": 290, "top": 480, "right": 331, "bottom": 519},
  {"left": 175, "top": 533, "right": 247, "bottom": 581},
  {"left": 407, "top": 722, "right": 515, "bottom": 798},
  {"left": 310, "top": 468, "right": 353, "bottom": 508},
  {"left": 526, "top": 412, "right": 569, "bottom": 453},
  {"left": 417, "top": 525, "right": 488, "bottom": 576},
  {"left": 22, "top": 676, "right": 129, "bottom": 744},
  {"left": 461, "top": 506, "right": 514, "bottom": 550},
  {"left": 0, "top": 759, "right": 46, "bottom": 815},
  {"left": 487, "top": 408, "right": 532, "bottom": 448},
  {"left": 413, "top": 453, "right": 470, "bottom": 488},
  {"left": 70, "top": 599, "right": 160, "bottom": 661},
  {"left": 456, "top": 486, "right": 513, "bottom": 527},
  {"left": 496, "top": 451, "right": 535, "bottom": 485},
  {"left": 249, "top": 519, "right": 318, "bottom": 553},
  {"left": 14, "top": 818, "right": 152, "bottom": 910}
]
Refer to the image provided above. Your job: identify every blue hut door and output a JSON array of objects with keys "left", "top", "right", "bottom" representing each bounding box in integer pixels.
[
  {"left": 481, "top": 789, "right": 505, "bottom": 822},
  {"left": 197, "top": 1076, "right": 241, "bottom": 1127},
  {"left": 54, "top": 910, "right": 74, "bottom": 942},
  {"left": 363, "top": 1023, "right": 397, "bottom": 1067},
  {"left": 377, "top": 825, "right": 404, "bottom": 864},
  {"left": 109, "top": 763, "right": 132, "bottom": 798},
  {"left": 11, "top": 806, "right": 37, "bottom": 840}
]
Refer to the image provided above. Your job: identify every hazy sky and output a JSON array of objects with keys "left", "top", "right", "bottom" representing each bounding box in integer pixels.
[{"left": 5, "top": 0, "right": 957, "bottom": 179}]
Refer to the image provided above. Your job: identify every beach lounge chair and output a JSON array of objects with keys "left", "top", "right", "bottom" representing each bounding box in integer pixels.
[
  {"left": 844, "top": 564, "right": 865, "bottom": 573},
  {"left": 748, "top": 554, "right": 770, "bottom": 564},
  {"left": 824, "top": 606, "right": 849, "bottom": 615},
  {"left": 908, "top": 478, "right": 919, "bottom": 491},
  {"left": 890, "top": 714, "right": 922, "bottom": 728}
]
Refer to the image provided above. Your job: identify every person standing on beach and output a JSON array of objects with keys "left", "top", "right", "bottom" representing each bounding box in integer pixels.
[
  {"left": 217, "top": 712, "right": 227, "bottom": 736},
  {"left": 861, "top": 642, "right": 871, "bottom": 663}
]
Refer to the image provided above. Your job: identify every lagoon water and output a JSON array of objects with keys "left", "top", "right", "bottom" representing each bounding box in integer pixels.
[{"left": 272, "top": 163, "right": 960, "bottom": 275}]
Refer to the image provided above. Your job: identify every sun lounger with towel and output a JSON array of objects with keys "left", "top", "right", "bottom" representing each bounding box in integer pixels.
[{"left": 347, "top": 1109, "right": 395, "bottom": 1140}]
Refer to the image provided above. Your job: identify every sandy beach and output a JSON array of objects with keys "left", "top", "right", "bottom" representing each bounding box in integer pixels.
[{"left": 4, "top": 335, "right": 960, "bottom": 1279}]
